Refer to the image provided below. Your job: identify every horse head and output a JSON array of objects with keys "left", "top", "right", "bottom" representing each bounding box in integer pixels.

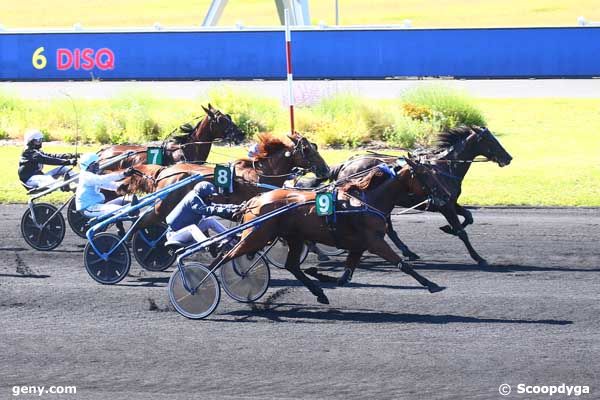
[
  {"left": 286, "top": 132, "right": 331, "bottom": 179},
  {"left": 116, "top": 165, "right": 162, "bottom": 195},
  {"left": 470, "top": 126, "right": 512, "bottom": 167},
  {"left": 438, "top": 125, "right": 512, "bottom": 167},
  {"left": 199, "top": 103, "right": 245, "bottom": 145}
]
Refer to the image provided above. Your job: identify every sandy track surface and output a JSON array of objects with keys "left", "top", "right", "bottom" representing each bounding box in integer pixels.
[{"left": 0, "top": 205, "right": 598, "bottom": 399}]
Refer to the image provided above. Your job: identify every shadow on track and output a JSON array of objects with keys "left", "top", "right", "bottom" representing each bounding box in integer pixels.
[
  {"left": 412, "top": 262, "right": 600, "bottom": 273},
  {"left": 269, "top": 277, "right": 426, "bottom": 291},
  {"left": 0, "top": 247, "right": 27, "bottom": 252},
  {"left": 117, "top": 276, "right": 170, "bottom": 287},
  {"left": 220, "top": 304, "right": 573, "bottom": 326},
  {"left": 0, "top": 273, "right": 50, "bottom": 279}
]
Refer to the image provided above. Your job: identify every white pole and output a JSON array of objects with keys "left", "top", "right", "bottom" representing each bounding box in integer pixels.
[{"left": 284, "top": 9, "right": 295, "bottom": 135}]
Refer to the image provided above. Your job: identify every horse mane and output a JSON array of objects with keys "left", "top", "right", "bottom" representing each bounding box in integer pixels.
[
  {"left": 253, "top": 132, "right": 292, "bottom": 159},
  {"left": 170, "top": 119, "right": 204, "bottom": 144},
  {"left": 235, "top": 132, "right": 292, "bottom": 168},
  {"left": 435, "top": 125, "right": 479, "bottom": 150},
  {"left": 340, "top": 167, "right": 388, "bottom": 193}
]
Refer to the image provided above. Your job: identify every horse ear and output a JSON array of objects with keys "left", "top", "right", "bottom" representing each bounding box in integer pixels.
[
  {"left": 286, "top": 132, "right": 299, "bottom": 143},
  {"left": 202, "top": 105, "right": 215, "bottom": 119},
  {"left": 208, "top": 103, "right": 215, "bottom": 110},
  {"left": 404, "top": 157, "right": 418, "bottom": 169}
]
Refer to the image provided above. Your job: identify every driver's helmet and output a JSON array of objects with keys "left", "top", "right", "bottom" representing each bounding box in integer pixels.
[
  {"left": 194, "top": 181, "right": 216, "bottom": 198},
  {"left": 24, "top": 129, "right": 43, "bottom": 148},
  {"left": 80, "top": 153, "right": 100, "bottom": 171}
]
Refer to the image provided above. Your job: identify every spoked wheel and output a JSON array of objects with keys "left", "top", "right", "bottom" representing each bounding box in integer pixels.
[
  {"left": 84, "top": 233, "right": 131, "bottom": 285},
  {"left": 21, "top": 203, "right": 66, "bottom": 251},
  {"left": 314, "top": 243, "right": 345, "bottom": 257},
  {"left": 132, "top": 224, "right": 175, "bottom": 271},
  {"left": 265, "top": 238, "right": 308, "bottom": 269},
  {"left": 220, "top": 254, "right": 270, "bottom": 303},
  {"left": 168, "top": 262, "right": 221, "bottom": 319},
  {"left": 66, "top": 197, "right": 90, "bottom": 239}
]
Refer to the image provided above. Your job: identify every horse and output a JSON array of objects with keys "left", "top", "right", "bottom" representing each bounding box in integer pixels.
[
  {"left": 300, "top": 125, "right": 513, "bottom": 267},
  {"left": 98, "top": 104, "right": 245, "bottom": 170},
  {"left": 203, "top": 157, "right": 451, "bottom": 304},
  {"left": 116, "top": 132, "right": 331, "bottom": 229}
]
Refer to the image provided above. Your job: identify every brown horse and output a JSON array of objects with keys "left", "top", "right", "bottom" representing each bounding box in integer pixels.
[
  {"left": 98, "top": 104, "right": 245, "bottom": 170},
  {"left": 116, "top": 132, "right": 331, "bottom": 228},
  {"left": 204, "top": 158, "right": 451, "bottom": 304},
  {"left": 300, "top": 125, "right": 513, "bottom": 267}
]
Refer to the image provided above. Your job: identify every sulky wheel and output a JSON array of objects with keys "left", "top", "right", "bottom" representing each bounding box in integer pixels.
[
  {"left": 314, "top": 243, "right": 345, "bottom": 257},
  {"left": 132, "top": 224, "right": 175, "bottom": 271},
  {"left": 84, "top": 233, "right": 131, "bottom": 285},
  {"left": 21, "top": 203, "right": 66, "bottom": 251},
  {"left": 220, "top": 254, "right": 270, "bottom": 303},
  {"left": 168, "top": 262, "right": 221, "bottom": 319},
  {"left": 66, "top": 197, "right": 90, "bottom": 239},
  {"left": 265, "top": 238, "right": 308, "bottom": 269}
]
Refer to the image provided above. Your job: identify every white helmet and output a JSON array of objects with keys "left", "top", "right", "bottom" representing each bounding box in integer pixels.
[
  {"left": 23, "top": 129, "right": 43, "bottom": 146},
  {"left": 80, "top": 153, "right": 100, "bottom": 171}
]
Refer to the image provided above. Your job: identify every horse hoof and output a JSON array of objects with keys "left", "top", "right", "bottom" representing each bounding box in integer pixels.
[
  {"left": 317, "top": 295, "right": 330, "bottom": 304},
  {"left": 478, "top": 259, "right": 490, "bottom": 268},
  {"left": 404, "top": 252, "right": 420, "bottom": 261},
  {"left": 428, "top": 285, "right": 446, "bottom": 293}
]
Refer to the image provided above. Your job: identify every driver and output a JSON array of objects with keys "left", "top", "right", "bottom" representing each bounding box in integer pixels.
[
  {"left": 166, "top": 182, "right": 243, "bottom": 250},
  {"left": 18, "top": 129, "right": 78, "bottom": 189},
  {"left": 75, "top": 153, "right": 136, "bottom": 217}
]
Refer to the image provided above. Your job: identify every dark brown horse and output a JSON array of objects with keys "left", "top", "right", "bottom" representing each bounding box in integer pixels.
[
  {"left": 98, "top": 104, "right": 245, "bottom": 170},
  {"left": 116, "top": 132, "right": 330, "bottom": 228},
  {"left": 300, "top": 125, "right": 512, "bottom": 267},
  {"left": 204, "top": 158, "right": 451, "bottom": 304}
]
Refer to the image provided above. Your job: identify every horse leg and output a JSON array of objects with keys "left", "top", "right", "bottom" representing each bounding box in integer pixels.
[
  {"left": 303, "top": 250, "right": 361, "bottom": 284},
  {"left": 307, "top": 241, "right": 330, "bottom": 262},
  {"left": 386, "top": 215, "right": 420, "bottom": 260},
  {"left": 455, "top": 204, "right": 474, "bottom": 228},
  {"left": 285, "top": 238, "right": 329, "bottom": 304},
  {"left": 440, "top": 207, "right": 488, "bottom": 267},
  {"left": 367, "top": 238, "right": 445, "bottom": 293},
  {"left": 337, "top": 251, "right": 363, "bottom": 286},
  {"left": 439, "top": 202, "right": 473, "bottom": 234}
]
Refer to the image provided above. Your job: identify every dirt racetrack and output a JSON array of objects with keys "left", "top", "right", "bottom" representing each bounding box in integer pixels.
[{"left": 0, "top": 205, "right": 598, "bottom": 399}]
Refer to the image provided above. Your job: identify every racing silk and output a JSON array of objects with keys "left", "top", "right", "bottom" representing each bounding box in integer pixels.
[
  {"left": 378, "top": 163, "right": 396, "bottom": 177},
  {"left": 18, "top": 148, "right": 75, "bottom": 183},
  {"left": 76, "top": 170, "right": 126, "bottom": 211},
  {"left": 166, "top": 190, "right": 241, "bottom": 231}
]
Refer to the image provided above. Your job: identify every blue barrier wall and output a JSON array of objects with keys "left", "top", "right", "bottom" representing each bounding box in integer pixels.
[{"left": 1, "top": 27, "right": 599, "bottom": 80}]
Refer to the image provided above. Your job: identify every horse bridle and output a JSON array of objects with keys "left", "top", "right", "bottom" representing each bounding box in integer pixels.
[{"left": 252, "top": 136, "right": 317, "bottom": 179}]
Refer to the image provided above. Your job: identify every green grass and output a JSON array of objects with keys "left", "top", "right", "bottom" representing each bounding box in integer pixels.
[
  {"left": 2, "top": 97, "right": 599, "bottom": 206},
  {"left": 460, "top": 99, "right": 600, "bottom": 206},
  {"left": 0, "top": 0, "right": 598, "bottom": 28},
  {"left": 0, "top": 86, "right": 481, "bottom": 148}
]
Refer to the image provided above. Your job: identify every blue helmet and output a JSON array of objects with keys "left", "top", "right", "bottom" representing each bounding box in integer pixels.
[{"left": 194, "top": 181, "right": 216, "bottom": 198}]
